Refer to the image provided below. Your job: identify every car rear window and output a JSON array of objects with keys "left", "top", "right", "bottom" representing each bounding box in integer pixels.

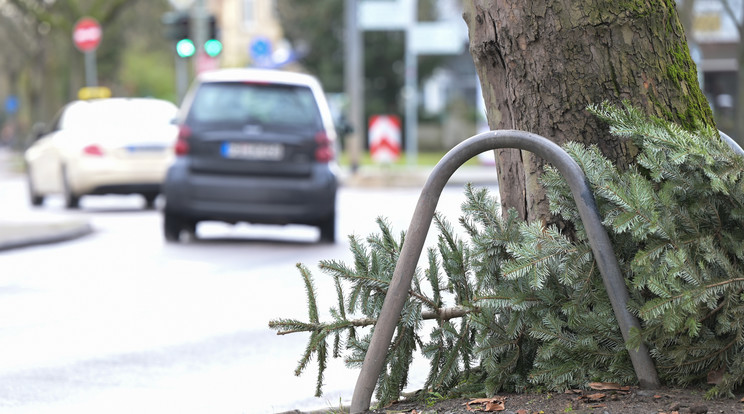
[{"left": 188, "top": 82, "right": 322, "bottom": 128}]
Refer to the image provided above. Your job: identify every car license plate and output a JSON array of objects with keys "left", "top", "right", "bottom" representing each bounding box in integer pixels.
[{"left": 221, "top": 142, "right": 284, "bottom": 160}]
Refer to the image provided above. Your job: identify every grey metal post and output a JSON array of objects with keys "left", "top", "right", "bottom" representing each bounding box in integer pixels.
[
  {"left": 84, "top": 51, "right": 97, "bottom": 87},
  {"left": 344, "top": 0, "right": 363, "bottom": 173},
  {"left": 404, "top": 0, "right": 418, "bottom": 166},
  {"left": 175, "top": 53, "right": 188, "bottom": 104},
  {"left": 192, "top": 0, "right": 209, "bottom": 66},
  {"left": 349, "top": 130, "right": 660, "bottom": 413}
]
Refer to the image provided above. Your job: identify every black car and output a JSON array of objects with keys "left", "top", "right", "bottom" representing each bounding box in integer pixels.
[{"left": 162, "top": 68, "right": 338, "bottom": 243}]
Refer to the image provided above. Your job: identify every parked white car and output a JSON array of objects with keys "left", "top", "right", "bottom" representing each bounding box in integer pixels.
[{"left": 25, "top": 97, "right": 179, "bottom": 209}]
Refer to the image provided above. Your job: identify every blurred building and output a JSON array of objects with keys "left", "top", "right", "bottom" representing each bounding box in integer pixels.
[
  {"left": 687, "top": 0, "right": 741, "bottom": 134},
  {"left": 212, "top": 0, "right": 286, "bottom": 68}
]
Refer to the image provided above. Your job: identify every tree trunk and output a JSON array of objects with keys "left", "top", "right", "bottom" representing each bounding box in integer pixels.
[{"left": 462, "top": 1, "right": 715, "bottom": 224}]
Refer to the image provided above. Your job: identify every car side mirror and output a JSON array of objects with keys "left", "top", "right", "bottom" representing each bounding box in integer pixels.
[
  {"left": 31, "top": 122, "right": 47, "bottom": 141},
  {"left": 336, "top": 120, "right": 353, "bottom": 137}
]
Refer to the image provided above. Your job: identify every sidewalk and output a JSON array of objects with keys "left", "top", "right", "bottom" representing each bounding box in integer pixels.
[
  {"left": 0, "top": 148, "right": 95, "bottom": 252},
  {"left": 0, "top": 148, "right": 497, "bottom": 252},
  {"left": 0, "top": 219, "right": 93, "bottom": 251}
]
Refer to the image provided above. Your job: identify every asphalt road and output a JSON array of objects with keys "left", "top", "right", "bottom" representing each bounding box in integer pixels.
[{"left": 0, "top": 165, "right": 498, "bottom": 414}]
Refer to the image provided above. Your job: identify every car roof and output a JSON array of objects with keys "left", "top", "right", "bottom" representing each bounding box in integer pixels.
[
  {"left": 64, "top": 97, "right": 176, "bottom": 113},
  {"left": 71, "top": 97, "right": 176, "bottom": 106},
  {"left": 59, "top": 98, "right": 178, "bottom": 125},
  {"left": 196, "top": 68, "right": 320, "bottom": 87}
]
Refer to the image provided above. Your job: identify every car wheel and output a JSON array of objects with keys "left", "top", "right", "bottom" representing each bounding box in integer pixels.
[
  {"left": 318, "top": 212, "right": 336, "bottom": 244},
  {"left": 164, "top": 212, "right": 196, "bottom": 242},
  {"left": 61, "top": 166, "right": 80, "bottom": 209},
  {"left": 26, "top": 169, "right": 44, "bottom": 207}
]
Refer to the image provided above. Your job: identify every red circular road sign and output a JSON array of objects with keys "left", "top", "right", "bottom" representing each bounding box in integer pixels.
[{"left": 73, "top": 17, "right": 102, "bottom": 52}]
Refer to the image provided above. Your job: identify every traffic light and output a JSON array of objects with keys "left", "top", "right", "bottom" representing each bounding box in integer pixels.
[
  {"left": 176, "top": 39, "right": 196, "bottom": 58},
  {"left": 163, "top": 12, "right": 220, "bottom": 58},
  {"left": 204, "top": 15, "right": 222, "bottom": 57},
  {"left": 163, "top": 11, "right": 194, "bottom": 58},
  {"left": 204, "top": 39, "right": 222, "bottom": 57},
  {"left": 162, "top": 11, "right": 190, "bottom": 41}
]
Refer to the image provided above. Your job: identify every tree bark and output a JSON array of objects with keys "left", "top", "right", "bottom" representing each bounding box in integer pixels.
[{"left": 462, "top": 1, "right": 715, "bottom": 224}]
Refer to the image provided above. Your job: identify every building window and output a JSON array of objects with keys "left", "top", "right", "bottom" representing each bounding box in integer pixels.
[{"left": 243, "top": 0, "right": 255, "bottom": 26}]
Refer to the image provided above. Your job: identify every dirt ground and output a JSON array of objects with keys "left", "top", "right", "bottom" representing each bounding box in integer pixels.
[{"left": 362, "top": 386, "right": 744, "bottom": 414}]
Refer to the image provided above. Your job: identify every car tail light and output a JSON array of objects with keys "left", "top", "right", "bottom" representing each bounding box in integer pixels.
[
  {"left": 83, "top": 144, "right": 104, "bottom": 156},
  {"left": 175, "top": 125, "right": 191, "bottom": 156},
  {"left": 314, "top": 131, "right": 334, "bottom": 163}
]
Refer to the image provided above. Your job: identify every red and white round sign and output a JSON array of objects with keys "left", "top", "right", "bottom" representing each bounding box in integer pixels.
[{"left": 73, "top": 17, "right": 102, "bottom": 52}]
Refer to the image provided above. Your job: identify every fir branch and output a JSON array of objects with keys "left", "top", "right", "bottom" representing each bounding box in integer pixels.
[
  {"left": 271, "top": 307, "right": 473, "bottom": 336},
  {"left": 639, "top": 278, "right": 744, "bottom": 324},
  {"left": 297, "top": 263, "right": 320, "bottom": 324},
  {"left": 658, "top": 338, "right": 737, "bottom": 371}
]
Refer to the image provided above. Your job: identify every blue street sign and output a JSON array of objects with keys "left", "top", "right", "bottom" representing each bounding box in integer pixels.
[
  {"left": 250, "top": 37, "right": 272, "bottom": 63},
  {"left": 4, "top": 95, "right": 18, "bottom": 115},
  {"left": 250, "top": 38, "right": 271, "bottom": 58}
]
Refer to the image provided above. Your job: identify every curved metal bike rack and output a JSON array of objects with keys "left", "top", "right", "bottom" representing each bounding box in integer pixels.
[
  {"left": 350, "top": 130, "right": 660, "bottom": 413},
  {"left": 720, "top": 130, "right": 744, "bottom": 156}
]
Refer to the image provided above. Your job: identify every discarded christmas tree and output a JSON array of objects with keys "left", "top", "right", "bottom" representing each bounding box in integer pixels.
[{"left": 269, "top": 103, "right": 744, "bottom": 405}]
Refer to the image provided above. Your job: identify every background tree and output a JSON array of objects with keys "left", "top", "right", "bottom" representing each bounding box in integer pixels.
[
  {"left": 0, "top": 0, "right": 175, "bottom": 146},
  {"left": 463, "top": 0, "right": 715, "bottom": 224}
]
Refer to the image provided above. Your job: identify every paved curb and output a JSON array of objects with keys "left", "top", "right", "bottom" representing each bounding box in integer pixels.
[{"left": 0, "top": 219, "right": 94, "bottom": 252}]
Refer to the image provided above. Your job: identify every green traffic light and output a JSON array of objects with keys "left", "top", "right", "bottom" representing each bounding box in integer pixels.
[
  {"left": 176, "top": 39, "right": 196, "bottom": 58},
  {"left": 204, "top": 39, "right": 223, "bottom": 57}
]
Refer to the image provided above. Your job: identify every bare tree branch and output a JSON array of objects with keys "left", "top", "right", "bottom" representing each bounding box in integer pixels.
[{"left": 719, "top": 0, "right": 744, "bottom": 39}]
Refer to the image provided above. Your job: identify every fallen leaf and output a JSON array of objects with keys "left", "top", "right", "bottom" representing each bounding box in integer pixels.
[
  {"left": 654, "top": 395, "right": 662, "bottom": 399},
  {"left": 588, "top": 382, "right": 630, "bottom": 391},
  {"left": 464, "top": 397, "right": 507, "bottom": 412},
  {"left": 515, "top": 410, "right": 529, "bottom": 414},
  {"left": 582, "top": 393, "right": 606, "bottom": 402},
  {"left": 589, "top": 403, "right": 608, "bottom": 408}
]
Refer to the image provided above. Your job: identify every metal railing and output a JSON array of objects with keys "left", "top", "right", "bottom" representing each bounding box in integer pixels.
[{"left": 349, "top": 130, "right": 661, "bottom": 413}]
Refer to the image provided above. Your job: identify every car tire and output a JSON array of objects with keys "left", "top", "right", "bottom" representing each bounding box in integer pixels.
[
  {"left": 164, "top": 212, "right": 196, "bottom": 242},
  {"left": 318, "top": 213, "right": 336, "bottom": 244},
  {"left": 26, "top": 169, "right": 44, "bottom": 207},
  {"left": 61, "top": 166, "right": 80, "bottom": 209}
]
